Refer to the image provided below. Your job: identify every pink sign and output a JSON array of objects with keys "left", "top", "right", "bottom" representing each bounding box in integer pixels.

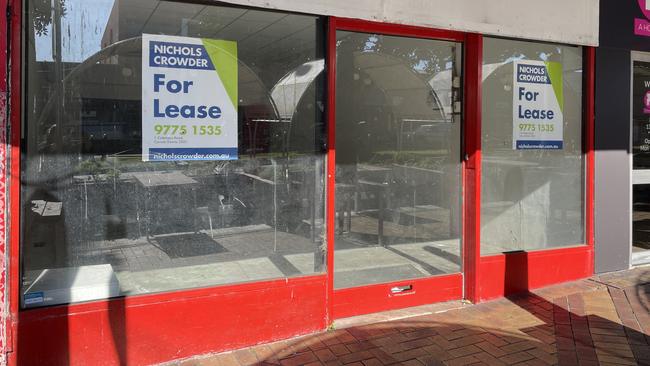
[
  {"left": 635, "top": 18, "right": 650, "bottom": 36},
  {"left": 636, "top": 0, "right": 650, "bottom": 36},
  {"left": 644, "top": 91, "right": 650, "bottom": 114}
]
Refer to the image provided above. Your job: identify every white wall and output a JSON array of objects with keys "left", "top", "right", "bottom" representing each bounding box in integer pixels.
[{"left": 218, "top": 0, "right": 599, "bottom": 46}]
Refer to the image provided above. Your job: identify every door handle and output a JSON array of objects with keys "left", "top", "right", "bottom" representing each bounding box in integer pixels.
[{"left": 390, "top": 285, "right": 413, "bottom": 294}]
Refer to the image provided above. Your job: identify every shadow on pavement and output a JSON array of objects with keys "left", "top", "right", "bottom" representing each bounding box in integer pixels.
[{"left": 208, "top": 274, "right": 650, "bottom": 365}]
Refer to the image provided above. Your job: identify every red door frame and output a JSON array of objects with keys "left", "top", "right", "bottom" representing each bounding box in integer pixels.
[
  {"left": 2, "top": 1, "right": 596, "bottom": 363},
  {"left": 7, "top": 0, "right": 21, "bottom": 364},
  {"left": 326, "top": 17, "right": 477, "bottom": 319},
  {"left": 0, "top": 0, "right": 12, "bottom": 358},
  {"left": 463, "top": 34, "right": 483, "bottom": 304}
]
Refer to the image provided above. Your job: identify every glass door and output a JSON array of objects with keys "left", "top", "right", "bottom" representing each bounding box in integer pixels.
[
  {"left": 631, "top": 52, "right": 650, "bottom": 266},
  {"left": 332, "top": 28, "right": 464, "bottom": 293}
]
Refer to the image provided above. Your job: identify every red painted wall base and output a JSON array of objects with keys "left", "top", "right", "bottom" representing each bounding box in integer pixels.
[
  {"left": 477, "top": 245, "right": 593, "bottom": 302},
  {"left": 16, "top": 276, "right": 327, "bottom": 366},
  {"left": 332, "top": 273, "right": 463, "bottom": 319}
]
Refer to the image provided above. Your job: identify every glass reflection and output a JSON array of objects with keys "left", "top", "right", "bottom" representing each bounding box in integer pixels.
[
  {"left": 333, "top": 31, "right": 462, "bottom": 289},
  {"left": 22, "top": 0, "right": 326, "bottom": 307},
  {"left": 632, "top": 61, "right": 650, "bottom": 169},
  {"left": 631, "top": 62, "right": 650, "bottom": 265},
  {"left": 480, "top": 38, "right": 584, "bottom": 255}
]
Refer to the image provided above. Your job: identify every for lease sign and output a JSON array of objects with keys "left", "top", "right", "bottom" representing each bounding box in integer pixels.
[
  {"left": 142, "top": 34, "right": 238, "bottom": 161},
  {"left": 512, "top": 60, "right": 564, "bottom": 150}
]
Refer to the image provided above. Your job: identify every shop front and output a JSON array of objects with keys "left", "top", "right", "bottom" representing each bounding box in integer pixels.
[{"left": 0, "top": 0, "right": 597, "bottom": 364}]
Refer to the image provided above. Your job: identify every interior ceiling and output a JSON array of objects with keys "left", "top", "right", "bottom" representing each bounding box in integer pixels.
[{"left": 111, "top": 0, "right": 316, "bottom": 60}]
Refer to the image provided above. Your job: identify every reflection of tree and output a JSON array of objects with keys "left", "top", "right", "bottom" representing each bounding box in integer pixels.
[
  {"left": 482, "top": 44, "right": 564, "bottom": 64},
  {"left": 339, "top": 34, "right": 451, "bottom": 77},
  {"left": 32, "top": 0, "right": 67, "bottom": 36}
]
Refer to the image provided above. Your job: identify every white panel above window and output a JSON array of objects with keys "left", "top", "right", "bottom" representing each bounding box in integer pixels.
[{"left": 219, "top": 0, "right": 600, "bottom": 46}]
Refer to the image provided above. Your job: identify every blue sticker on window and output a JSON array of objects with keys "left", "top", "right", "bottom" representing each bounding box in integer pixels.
[{"left": 24, "top": 292, "right": 44, "bottom": 305}]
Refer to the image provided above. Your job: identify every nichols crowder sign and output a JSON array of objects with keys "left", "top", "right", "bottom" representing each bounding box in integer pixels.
[
  {"left": 512, "top": 60, "right": 564, "bottom": 150},
  {"left": 141, "top": 34, "right": 238, "bottom": 161}
]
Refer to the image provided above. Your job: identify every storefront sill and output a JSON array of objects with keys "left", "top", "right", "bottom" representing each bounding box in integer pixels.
[
  {"left": 16, "top": 274, "right": 328, "bottom": 366},
  {"left": 478, "top": 245, "right": 593, "bottom": 302},
  {"left": 332, "top": 273, "right": 463, "bottom": 319}
]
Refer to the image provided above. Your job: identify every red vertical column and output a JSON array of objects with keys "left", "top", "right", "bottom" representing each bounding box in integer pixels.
[
  {"left": 584, "top": 46, "right": 595, "bottom": 276},
  {"left": 325, "top": 17, "right": 338, "bottom": 325},
  {"left": 7, "top": 0, "right": 22, "bottom": 364},
  {"left": 0, "top": 0, "right": 5, "bottom": 87},
  {"left": 0, "top": 0, "right": 9, "bottom": 362},
  {"left": 463, "top": 34, "right": 482, "bottom": 304}
]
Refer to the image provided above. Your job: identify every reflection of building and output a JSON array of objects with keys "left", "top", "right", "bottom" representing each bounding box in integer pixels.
[
  {"left": 101, "top": 0, "right": 120, "bottom": 49},
  {"left": 97, "top": 0, "right": 330, "bottom": 156},
  {"left": 27, "top": 54, "right": 141, "bottom": 157},
  {"left": 101, "top": 0, "right": 168, "bottom": 47}
]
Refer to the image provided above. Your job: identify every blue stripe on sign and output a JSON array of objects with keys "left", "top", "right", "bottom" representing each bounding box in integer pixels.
[
  {"left": 149, "top": 148, "right": 238, "bottom": 161},
  {"left": 516, "top": 140, "right": 563, "bottom": 150},
  {"left": 516, "top": 63, "right": 551, "bottom": 85},
  {"left": 149, "top": 41, "right": 215, "bottom": 70}
]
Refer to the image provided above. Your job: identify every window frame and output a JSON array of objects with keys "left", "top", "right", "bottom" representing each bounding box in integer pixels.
[
  {"left": 477, "top": 35, "right": 591, "bottom": 255},
  {"left": 17, "top": 0, "right": 331, "bottom": 309}
]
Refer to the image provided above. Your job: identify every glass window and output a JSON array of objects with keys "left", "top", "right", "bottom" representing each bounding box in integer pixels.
[
  {"left": 480, "top": 37, "right": 584, "bottom": 255},
  {"left": 631, "top": 60, "right": 650, "bottom": 265},
  {"left": 22, "top": 0, "right": 326, "bottom": 308},
  {"left": 633, "top": 185, "right": 650, "bottom": 263},
  {"left": 633, "top": 61, "right": 650, "bottom": 169},
  {"left": 334, "top": 31, "right": 463, "bottom": 289}
]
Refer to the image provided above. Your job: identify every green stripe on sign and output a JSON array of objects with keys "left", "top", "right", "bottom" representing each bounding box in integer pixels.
[
  {"left": 544, "top": 61, "right": 564, "bottom": 112},
  {"left": 202, "top": 39, "right": 238, "bottom": 109}
]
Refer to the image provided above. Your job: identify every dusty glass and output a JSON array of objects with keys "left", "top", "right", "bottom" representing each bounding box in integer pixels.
[
  {"left": 21, "top": 0, "right": 326, "bottom": 308},
  {"left": 480, "top": 37, "right": 584, "bottom": 255},
  {"left": 333, "top": 31, "right": 463, "bottom": 289}
]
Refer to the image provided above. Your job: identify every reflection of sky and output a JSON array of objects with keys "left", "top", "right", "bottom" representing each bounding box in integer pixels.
[
  {"left": 413, "top": 59, "right": 428, "bottom": 72},
  {"left": 363, "top": 35, "right": 378, "bottom": 52},
  {"left": 504, "top": 54, "right": 525, "bottom": 64},
  {"left": 36, "top": 0, "right": 115, "bottom": 62}
]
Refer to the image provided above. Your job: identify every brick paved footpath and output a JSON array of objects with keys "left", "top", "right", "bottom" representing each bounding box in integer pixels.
[{"left": 169, "top": 268, "right": 650, "bottom": 366}]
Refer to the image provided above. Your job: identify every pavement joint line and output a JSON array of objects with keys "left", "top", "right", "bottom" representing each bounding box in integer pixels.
[{"left": 591, "top": 278, "right": 649, "bottom": 292}]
